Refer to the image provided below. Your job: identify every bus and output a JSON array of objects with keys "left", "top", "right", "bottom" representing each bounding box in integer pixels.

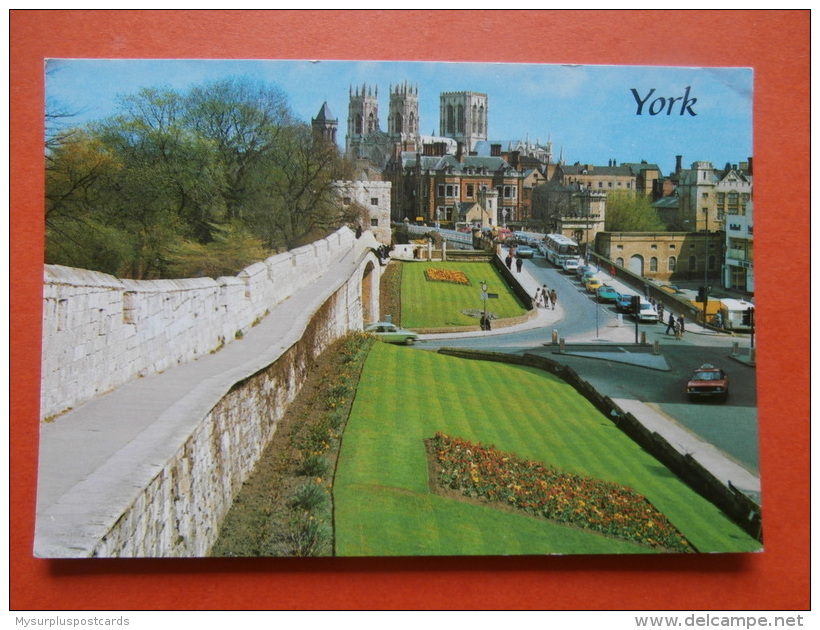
[{"left": 542, "top": 233, "right": 581, "bottom": 267}]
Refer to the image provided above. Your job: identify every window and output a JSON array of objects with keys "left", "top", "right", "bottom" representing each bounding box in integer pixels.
[
  {"left": 688, "top": 255, "right": 697, "bottom": 271},
  {"left": 708, "top": 255, "right": 716, "bottom": 271},
  {"left": 370, "top": 197, "right": 379, "bottom": 206},
  {"left": 650, "top": 244, "right": 658, "bottom": 250},
  {"left": 616, "top": 257, "right": 624, "bottom": 267},
  {"left": 437, "top": 184, "right": 445, "bottom": 198},
  {"left": 342, "top": 197, "right": 351, "bottom": 205},
  {"left": 466, "top": 184, "right": 475, "bottom": 198},
  {"left": 668, "top": 256, "right": 677, "bottom": 271},
  {"left": 616, "top": 245, "right": 624, "bottom": 250},
  {"left": 669, "top": 244, "right": 676, "bottom": 250},
  {"left": 650, "top": 257, "right": 658, "bottom": 272},
  {"left": 370, "top": 218, "right": 379, "bottom": 227}
]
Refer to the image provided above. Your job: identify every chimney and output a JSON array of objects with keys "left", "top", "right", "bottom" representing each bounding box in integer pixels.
[
  {"left": 456, "top": 142, "right": 464, "bottom": 162},
  {"left": 747, "top": 157, "right": 753, "bottom": 175},
  {"left": 675, "top": 155, "right": 682, "bottom": 174},
  {"left": 491, "top": 143, "right": 501, "bottom": 157}
]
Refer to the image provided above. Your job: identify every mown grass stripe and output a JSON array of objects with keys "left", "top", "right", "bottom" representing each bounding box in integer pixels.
[{"left": 335, "top": 343, "right": 760, "bottom": 555}]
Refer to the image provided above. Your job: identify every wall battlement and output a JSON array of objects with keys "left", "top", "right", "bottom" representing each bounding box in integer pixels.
[{"left": 40, "top": 229, "right": 357, "bottom": 421}]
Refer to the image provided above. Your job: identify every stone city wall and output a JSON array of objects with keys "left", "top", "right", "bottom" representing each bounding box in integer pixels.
[
  {"left": 89, "top": 290, "right": 357, "bottom": 557},
  {"left": 40, "top": 228, "right": 357, "bottom": 420}
]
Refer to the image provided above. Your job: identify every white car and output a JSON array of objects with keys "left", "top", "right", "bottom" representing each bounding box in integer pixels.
[
  {"left": 635, "top": 299, "right": 659, "bottom": 322},
  {"left": 561, "top": 258, "right": 581, "bottom": 273}
]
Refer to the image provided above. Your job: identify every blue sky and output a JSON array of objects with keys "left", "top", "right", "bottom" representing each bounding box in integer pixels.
[{"left": 45, "top": 58, "right": 753, "bottom": 176}]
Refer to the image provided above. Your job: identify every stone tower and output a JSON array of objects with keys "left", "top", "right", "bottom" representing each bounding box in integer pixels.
[
  {"left": 346, "top": 83, "right": 380, "bottom": 158},
  {"left": 387, "top": 81, "right": 420, "bottom": 151},
  {"left": 440, "top": 91, "right": 488, "bottom": 154},
  {"left": 311, "top": 101, "right": 338, "bottom": 145}
]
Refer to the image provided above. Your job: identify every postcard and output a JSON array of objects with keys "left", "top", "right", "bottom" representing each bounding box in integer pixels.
[{"left": 36, "top": 59, "right": 759, "bottom": 558}]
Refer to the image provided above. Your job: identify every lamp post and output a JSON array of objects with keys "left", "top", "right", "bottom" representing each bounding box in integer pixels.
[{"left": 480, "top": 280, "right": 488, "bottom": 329}]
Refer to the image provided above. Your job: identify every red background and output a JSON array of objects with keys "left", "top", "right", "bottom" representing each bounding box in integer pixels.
[{"left": 10, "top": 10, "right": 810, "bottom": 610}]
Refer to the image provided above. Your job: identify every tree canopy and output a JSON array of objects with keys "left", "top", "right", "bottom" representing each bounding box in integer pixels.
[
  {"left": 45, "top": 77, "right": 355, "bottom": 279},
  {"left": 604, "top": 190, "right": 667, "bottom": 232}
]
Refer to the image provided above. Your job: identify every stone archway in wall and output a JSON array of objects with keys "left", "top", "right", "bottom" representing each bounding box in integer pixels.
[
  {"left": 361, "top": 259, "right": 377, "bottom": 325},
  {"left": 629, "top": 254, "right": 644, "bottom": 277}
]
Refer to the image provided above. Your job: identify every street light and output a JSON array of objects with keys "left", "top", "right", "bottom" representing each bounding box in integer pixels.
[{"left": 480, "top": 280, "right": 488, "bottom": 329}]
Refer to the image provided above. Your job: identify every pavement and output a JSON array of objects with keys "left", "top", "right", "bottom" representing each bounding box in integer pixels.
[{"left": 36, "top": 243, "right": 760, "bottom": 555}]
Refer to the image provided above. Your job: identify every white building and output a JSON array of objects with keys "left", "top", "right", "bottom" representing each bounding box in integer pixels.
[
  {"left": 724, "top": 200, "right": 754, "bottom": 293},
  {"left": 335, "top": 179, "right": 392, "bottom": 245}
]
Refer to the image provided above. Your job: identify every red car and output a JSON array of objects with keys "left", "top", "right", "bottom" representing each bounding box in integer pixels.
[{"left": 686, "top": 364, "right": 730, "bottom": 401}]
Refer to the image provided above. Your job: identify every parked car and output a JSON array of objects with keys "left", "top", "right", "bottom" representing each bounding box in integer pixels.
[
  {"left": 575, "top": 265, "right": 597, "bottom": 281},
  {"left": 615, "top": 293, "right": 636, "bottom": 313},
  {"left": 635, "top": 299, "right": 659, "bottom": 322},
  {"left": 580, "top": 270, "right": 598, "bottom": 286},
  {"left": 561, "top": 258, "right": 581, "bottom": 273},
  {"left": 515, "top": 245, "right": 535, "bottom": 259},
  {"left": 364, "top": 322, "right": 419, "bottom": 345},
  {"left": 596, "top": 285, "right": 620, "bottom": 303},
  {"left": 686, "top": 363, "right": 730, "bottom": 401},
  {"left": 585, "top": 277, "right": 603, "bottom": 293}
]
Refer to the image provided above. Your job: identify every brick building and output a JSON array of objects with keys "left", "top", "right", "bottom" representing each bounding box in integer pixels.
[{"left": 595, "top": 231, "right": 723, "bottom": 283}]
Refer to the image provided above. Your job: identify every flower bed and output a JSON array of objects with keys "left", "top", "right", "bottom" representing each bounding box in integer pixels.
[
  {"left": 430, "top": 432, "right": 693, "bottom": 552},
  {"left": 424, "top": 268, "right": 471, "bottom": 285}
]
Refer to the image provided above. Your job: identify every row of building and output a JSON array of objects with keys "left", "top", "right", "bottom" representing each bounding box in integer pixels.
[{"left": 313, "top": 83, "right": 753, "bottom": 295}]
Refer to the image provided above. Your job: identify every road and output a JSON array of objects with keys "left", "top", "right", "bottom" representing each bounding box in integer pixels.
[{"left": 415, "top": 253, "right": 760, "bottom": 476}]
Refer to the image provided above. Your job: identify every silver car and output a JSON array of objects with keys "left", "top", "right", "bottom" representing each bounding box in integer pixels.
[{"left": 364, "top": 322, "right": 419, "bottom": 345}]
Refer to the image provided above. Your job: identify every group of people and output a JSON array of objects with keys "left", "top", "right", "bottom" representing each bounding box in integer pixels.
[
  {"left": 504, "top": 250, "right": 524, "bottom": 273},
  {"left": 534, "top": 285, "right": 557, "bottom": 310},
  {"left": 665, "top": 312, "right": 686, "bottom": 340}
]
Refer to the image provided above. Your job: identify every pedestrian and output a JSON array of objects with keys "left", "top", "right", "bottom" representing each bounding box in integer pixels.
[
  {"left": 534, "top": 287, "right": 543, "bottom": 308},
  {"left": 505, "top": 253, "right": 513, "bottom": 270},
  {"left": 673, "top": 317, "right": 682, "bottom": 340},
  {"left": 657, "top": 300, "right": 665, "bottom": 322},
  {"left": 610, "top": 264, "right": 616, "bottom": 278},
  {"left": 480, "top": 312, "right": 492, "bottom": 331},
  {"left": 516, "top": 257, "right": 523, "bottom": 273},
  {"left": 549, "top": 289, "right": 557, "bottom": 310},
  {"left": 677, "top": 314, "right": 685, "bottom": 338},
  {"left": 665, "top": 312, "right": 676, "bottom": 335}
]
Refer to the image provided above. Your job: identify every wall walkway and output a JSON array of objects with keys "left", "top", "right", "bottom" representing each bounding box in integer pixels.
[{"left": 35, "top": 228, "right": 382, "bottom": 557}]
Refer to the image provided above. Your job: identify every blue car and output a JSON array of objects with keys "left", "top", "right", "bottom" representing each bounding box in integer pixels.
[
  {"left": 596, "top": 285, "right": 620, "bottom": 303},
  {"left": 615, "top": 293, "right": 636, "bottom": 313}
]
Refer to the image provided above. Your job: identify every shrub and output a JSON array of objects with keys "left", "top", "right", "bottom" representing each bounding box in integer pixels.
[
  {"left": 288, "top": 482, "right": 328, "bottom": 512},
  {"left": 297, "top": 453, "right": 329, "bottom": 477}
]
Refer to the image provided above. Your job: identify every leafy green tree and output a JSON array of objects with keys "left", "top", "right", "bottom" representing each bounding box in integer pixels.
[
  {"left": 165, "top": 222, "right": 271, "bottom": 278},
  {"left": 605, "top": 190, "right": 667, "bottom": 232},
  {"left": 45, "top": 77, "right": 355, "bottom": 278}
]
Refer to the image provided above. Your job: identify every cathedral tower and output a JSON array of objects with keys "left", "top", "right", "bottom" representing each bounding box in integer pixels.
[
  {"left": 346, "top": 83, "right": 380, "bottom": 158},
  {"left": 440, "top": 91, "right": 488, "bottom": 154},
  {"left": 387, "top": 81, "right": 420, "bottom": 151}
]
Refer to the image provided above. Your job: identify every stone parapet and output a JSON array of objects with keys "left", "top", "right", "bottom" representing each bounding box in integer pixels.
[{"left": 40, "top": 227, "right": 357, "bottom": 420}]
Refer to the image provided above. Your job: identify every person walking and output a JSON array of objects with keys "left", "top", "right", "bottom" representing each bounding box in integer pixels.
[
  {"left": 549, "top": 289, "right": 557, "bottom": 310},
  {"left": 657, "top": 300, "right": 665, "bottom": 322},
  {"left": 515, "top": 257, "right": 523, "bottom": 273},
  {"left": 676, "top": 314, "right": 685, "bottom": 338},
  {"left": 665, "top": 312, "right": 676, "bottom": 335},
  {"left": 534, "top": 287, "right": 543, "bottom": 308},
  {"left": 505, "top": 253, "right": 513, "bottom": 270}
]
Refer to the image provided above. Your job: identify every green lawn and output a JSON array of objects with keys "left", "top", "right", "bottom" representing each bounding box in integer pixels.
[
  {"left": 334, "top": 343, "right": 762, "bottom": 556},
  {"left": 400, "top": 261, "right": 526, "bottom": 328}
]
